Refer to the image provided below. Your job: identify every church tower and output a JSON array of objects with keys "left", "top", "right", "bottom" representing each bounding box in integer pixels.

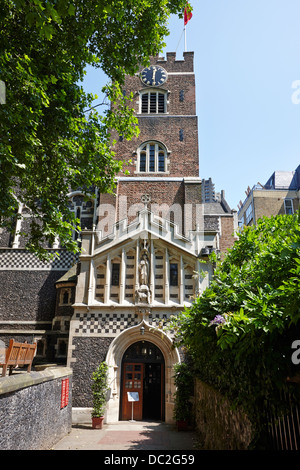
[
  {"left": 98, "top": 52, "right": 201, "bottom": 238},
  {"left": 66, "top": 52, "right": 237, "bottom": 424}
]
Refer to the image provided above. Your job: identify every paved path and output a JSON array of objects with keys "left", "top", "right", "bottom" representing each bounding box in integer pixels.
[{"left": 51, "top": 421, "right": 197, "bottom": 451}]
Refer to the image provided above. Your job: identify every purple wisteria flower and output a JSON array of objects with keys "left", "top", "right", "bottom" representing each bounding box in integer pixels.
[{"left": 209, "top": 315, "right": 226, "bottom": 327}]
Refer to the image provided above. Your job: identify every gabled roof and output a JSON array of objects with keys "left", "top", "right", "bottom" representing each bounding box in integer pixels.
[
  {"left": 83, "top": 207, "right": 205, "bottom": 260},
  {"left": 56, "top": 264, "right": 77, "bottom": 284},
  {"left": 203, "top": 202, "right": 230, "bottom": 215}
]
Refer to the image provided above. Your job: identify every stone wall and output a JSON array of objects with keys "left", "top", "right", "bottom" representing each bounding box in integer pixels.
[
  {"left": 0, "top": 270, "right": 63, "bottom": 322},
  {"left": 0, "top": 367, "right": 72, "bottom": 450},
  {"left": 70, "top": 337, "right": 113, "bottom": 407},
  {"left": 194, "top": 378, "right": 253, "bottom": 450}
]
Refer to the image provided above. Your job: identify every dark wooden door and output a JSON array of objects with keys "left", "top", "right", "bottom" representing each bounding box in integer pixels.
[{"left": 143, "top": 363, "right": 162, "bottom": 420}]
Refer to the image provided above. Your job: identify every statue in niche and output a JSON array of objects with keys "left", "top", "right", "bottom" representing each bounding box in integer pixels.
[
  {"left": 135, "top": 240, "right": 151, "bottom": 305},
  {"left": 139, "top": 253, "right": 149, "bottom": 286}
]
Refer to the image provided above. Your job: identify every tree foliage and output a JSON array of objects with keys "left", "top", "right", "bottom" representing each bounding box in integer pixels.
[
  {"left": 0, "top": 0, "right": 187, "bottom": 259},
  {"left": 170, "top": 213, "right": 300, "bottom": 441}
]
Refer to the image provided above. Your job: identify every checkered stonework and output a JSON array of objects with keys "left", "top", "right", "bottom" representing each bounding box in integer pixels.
[
  {"left": 74, "top": 311, "right": 172, "bottom": 336},
  {"left": 0, "top": 249, "right": 78, "bottom": 271}
]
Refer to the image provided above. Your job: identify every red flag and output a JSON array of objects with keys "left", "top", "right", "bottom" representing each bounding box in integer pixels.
[{"left": 184, "top": 3, "right": 193, "bottom": 25}]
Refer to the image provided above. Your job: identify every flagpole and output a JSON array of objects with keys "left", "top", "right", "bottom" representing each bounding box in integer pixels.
[{"left": 183, "top": 2, "right": 192, "bottom": 52}]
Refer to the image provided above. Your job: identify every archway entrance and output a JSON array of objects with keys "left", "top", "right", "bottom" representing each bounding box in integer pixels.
[{"left": 120, "top": 341, "right": 165, "bottom": 421}]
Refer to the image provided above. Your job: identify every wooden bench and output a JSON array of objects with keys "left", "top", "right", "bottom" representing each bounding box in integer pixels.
[{"left": 0, "top": 339, "right": 37, "bottom": 377}]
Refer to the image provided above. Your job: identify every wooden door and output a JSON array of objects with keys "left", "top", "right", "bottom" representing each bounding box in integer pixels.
[
  {"left": 143, "top": 363, "right": 162, "bottom": 420},
  {"left": 121, "top": 363, "right": 143, "bottom": 420}
]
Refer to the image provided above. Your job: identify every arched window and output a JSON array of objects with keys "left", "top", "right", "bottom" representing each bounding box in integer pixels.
[
  {"left": 137, "top": 142, "right": 168, "bottom": 173},
  {"left": 139, "top": 89, "right": 167, "bottom": 114}
]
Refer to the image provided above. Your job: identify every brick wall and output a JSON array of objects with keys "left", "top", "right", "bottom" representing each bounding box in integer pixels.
[
  {"left": 184, "top": 181, "right": 203, "bottom": 232},
  {"left": 239, "top": 190, "right": 300, "bottom": 225},
  {"left": 254, "top": 193, "right": 299, "bottom": 221},
  {"left": 113, "top": 179, "right": 187, "bottom": 236},
  {"left": 113, "top": 116, "right": 199, "bottom": 178},
  {"left": 219, "top": 217, "right": 237, "bottom": 254}
]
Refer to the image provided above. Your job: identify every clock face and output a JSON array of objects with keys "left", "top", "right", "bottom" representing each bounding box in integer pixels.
[{"left": 141, "top": 66, "right": 168, "bottom": 87}]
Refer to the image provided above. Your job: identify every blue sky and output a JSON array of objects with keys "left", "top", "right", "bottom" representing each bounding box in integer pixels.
[{"left": 81, "top": 1, "right": 300, "bottom": 210}]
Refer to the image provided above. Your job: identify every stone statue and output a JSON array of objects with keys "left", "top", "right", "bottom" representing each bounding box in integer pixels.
[
  {"left": 135, "top": 241, "right": 151, "bottom": 304},
  {"left": 139, "top": 253, "right": 149, "bottom": 286}
]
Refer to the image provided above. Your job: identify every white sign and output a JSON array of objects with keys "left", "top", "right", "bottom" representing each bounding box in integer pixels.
[{"left": 127, "top": 391, "right": 139, "bottom": 402}]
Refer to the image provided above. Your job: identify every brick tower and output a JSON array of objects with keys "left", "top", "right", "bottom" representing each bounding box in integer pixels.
[{"left": 98, "top": 52, "right": 201, "bottom": 238}]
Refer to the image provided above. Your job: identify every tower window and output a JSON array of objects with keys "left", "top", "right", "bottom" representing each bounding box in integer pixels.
[
  {"left": 140, "top": 90, "right": 167, "bottom": 114},
  {"left": 137, "top": 142, "right": 167, "bottom": 173}
]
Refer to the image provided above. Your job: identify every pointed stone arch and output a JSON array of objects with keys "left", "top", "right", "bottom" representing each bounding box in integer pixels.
[{"left": 105, "top": 319, "right": 180, "bottom": 423}]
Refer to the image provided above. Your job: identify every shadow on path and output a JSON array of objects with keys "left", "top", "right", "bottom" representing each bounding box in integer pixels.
[{"left": 52, "top": 421, "right": 197, "bottom": 451}]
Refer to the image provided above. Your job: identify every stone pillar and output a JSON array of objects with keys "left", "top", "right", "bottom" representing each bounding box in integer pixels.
[
  {"left": 164, "top": 247, "right": 169, "bottom": 305},
  {"left": 135, "top": 239, "right": 139, "bottom": 292},
  {"left": 119, "top": 247, "right": 126, "bottom": 304},
  {"left": 150, "top": 239, "right": 155, "bottom": 302},
  {"left": 104, "top": 254, "right": 111, "bottom": 303},
  {"left": 179, "top": 255, "right": 184, "bottom": 304}
]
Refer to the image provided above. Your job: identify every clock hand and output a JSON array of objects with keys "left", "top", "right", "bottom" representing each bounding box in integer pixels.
[{"left": 152, "top": 67, "right": 156, "bottom": 84}]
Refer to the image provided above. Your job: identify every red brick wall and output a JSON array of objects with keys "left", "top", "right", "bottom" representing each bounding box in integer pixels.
[
  {"left": 97, "top": 179, "right": 205, "bottom": 238},
  {"left": 113, "top": 116, "right": 199, "bottom": 177},
  {"left": 117, "top": 179, "right": 185, "bottom": 226},
  {"left": 219, "top": 217, "right": 237, "bottom": 254}
]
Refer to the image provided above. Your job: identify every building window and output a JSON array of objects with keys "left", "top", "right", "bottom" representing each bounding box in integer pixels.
[
  {"left": 59, "top": 288, "right": 71, "bottom": 306},
  {"left": 138, "top": 142, "right": 167, "bottom": 173},
  {"left": 111, "top": 263, "right": 120, "bottom": 286},
  {"left": 56, "top": 338, "right": 68, "bottom": 357},
  {"left": 245, "top": 203, "right": 253, "bottom": 225},
  {"left": 284, "top": 199, "right": 294, "bottom": 215},
  {"left": 140, "top": 90, "right": 167, "bottom": 114},
  {"left": 36, "top": 339, "right": 46, "bottom": 357},
  {"left": 170, "top": 263, "right": 178, "bottom": 286}
]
